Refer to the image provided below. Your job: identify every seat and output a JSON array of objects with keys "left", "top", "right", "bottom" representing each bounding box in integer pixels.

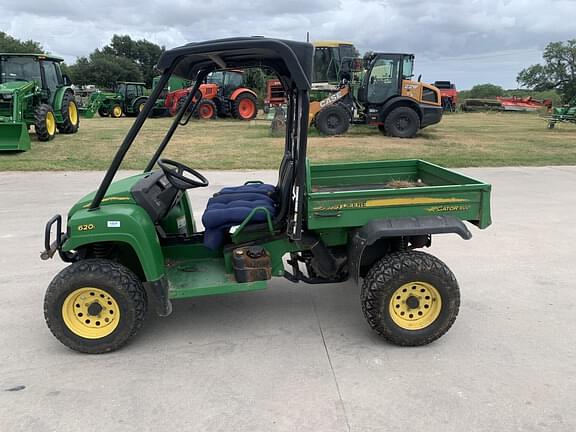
[
  {"left": 201, "top": 153, "right": 294, "bottom": 250},
  {"left": 202, "top": 198, "right": 277, "bottom": 250}
]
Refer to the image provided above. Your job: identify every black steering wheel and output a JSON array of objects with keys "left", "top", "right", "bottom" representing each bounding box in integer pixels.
[{"left": 157, "top": 159, "right": 209, "bottom": 190}]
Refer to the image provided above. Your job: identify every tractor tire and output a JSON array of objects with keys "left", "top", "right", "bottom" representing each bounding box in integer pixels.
[
  {"left": 361, "top": 251, "right": 460, "bottom": 347},
  {"left": 111, "top": 104, "right": 123, "bottom": 118},
  {"left": 315, "top": 104, "right": 350, "bottom": 135},
  {"left": 98, "top": 107, "right": 110, "bottom": 117},
  {"left": 34, "top": 104, "right": 57, "bottom": 142},
  {"left": 134, "top": 99, "right": 147, "bottom": 115},
  {"left": 195, "top": 99, "right": 217, "bottom": 119},
  {"left": 44, "top": 259, "right": 147, "bottom": 354},
  {"left": 233, "top": 93, "right": 258, "bottom": 120},
  {"left": 57, "top": 91, "right": 80, "bottom": 134},
  {"left": 384, "top": 106, "right": 420, "bottom": 138}
]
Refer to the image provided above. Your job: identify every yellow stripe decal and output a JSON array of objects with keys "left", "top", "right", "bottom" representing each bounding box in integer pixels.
[
  {"left": 365, "top": 197, "right": 468, "bottom": 207},
  {"left": 313, "top": 197, "right": 468, "bottom": 212},
  {"left": 83, "top": 196, "right": 131, "bottom": 208}
]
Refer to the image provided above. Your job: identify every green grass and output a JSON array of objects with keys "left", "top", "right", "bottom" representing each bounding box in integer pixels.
[{"left": 1, "top": 111, "right": 575, "bottom": 171}]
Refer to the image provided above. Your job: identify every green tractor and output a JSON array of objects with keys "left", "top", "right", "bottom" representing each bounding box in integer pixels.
[
  {"left": 79, "top": 82, "right": 148, "bottom": 119},
  {"left": 40, "top": 37, "right": 492, "bottom": 354},
  {"left": 546, "top": 99, "right": 576, "bottom": 129},
  {"left": 0, "top": 53, "right": 79, "bottom": 151}
]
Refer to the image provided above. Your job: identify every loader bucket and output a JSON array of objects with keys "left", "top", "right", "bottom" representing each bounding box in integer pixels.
[
  {"left": 79, "top": 107, "right": 95, "bottom": 119},
  {"left": 0, "top": 122, "right": 31, "bottom": 151}
]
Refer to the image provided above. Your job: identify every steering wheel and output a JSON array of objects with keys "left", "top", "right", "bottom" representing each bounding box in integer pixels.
[{"left": 157, "top": 159, "right": 209, "bottom": 190}]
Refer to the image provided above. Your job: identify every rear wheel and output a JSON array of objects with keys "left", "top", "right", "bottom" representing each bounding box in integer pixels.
[
  {"left": 111, "top": 104, "right": 123, "bottom": 118},
  {"left": 34, "top": 104, "right": 57, "bottom": 141},
  {"left": 315, "top": 104, "right": 350, "bottom": 135},
  {"left": 58, "top": 91, "right": 80, "bottom": 134},
  {"left": 233, "top": 93, "right": 258, "bottom": 120},
  {"left": 384, "top": 106, "right": 420, "bottom": 138},
  {"left": 361, "top": 251, "right": 460, "bottom": 346},
  {"left": 44, "top": 259, "right": 147, "bottom": 354},
  {"left": 195, "top": 99, "right": 217, "bottom": 119}
]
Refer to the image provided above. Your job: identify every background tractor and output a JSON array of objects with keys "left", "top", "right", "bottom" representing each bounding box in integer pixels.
[
  {"left": 309, "top": 43, "right": 443, "bottom": 138},
  {"left": 158, "top": 70, "right": 259, "bottom": 120},
  {"left": 79, "top": 82, "right": 148, "bottom": 118},
  {"left": 434, "top": 81, "right": 458, "bottom": 112},
  {"left": 0, "top": 53, "right": 79, "bottom": 151}
]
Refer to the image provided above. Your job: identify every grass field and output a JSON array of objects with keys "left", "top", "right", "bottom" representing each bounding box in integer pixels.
[{"left": 1, "top": 111, "right": 575, "bottom": 171}]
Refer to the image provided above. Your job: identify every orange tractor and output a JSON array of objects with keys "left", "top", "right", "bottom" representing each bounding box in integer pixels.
[{"left": 162, "top": 70, "right": 258, "bottom": 120}]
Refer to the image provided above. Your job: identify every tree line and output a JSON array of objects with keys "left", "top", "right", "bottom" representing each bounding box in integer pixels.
[{"left": 2, "top": 31, "right": 575, "bottom": 104}]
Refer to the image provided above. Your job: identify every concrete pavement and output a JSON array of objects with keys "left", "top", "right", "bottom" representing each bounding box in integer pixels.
[{"left": 0, "top": 167, "right": 575, "bottom": 431}]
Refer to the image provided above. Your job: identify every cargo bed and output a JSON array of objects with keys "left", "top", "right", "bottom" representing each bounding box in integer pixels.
[{"left": 306, "top": 159, "right": 491, "bottom": 230}]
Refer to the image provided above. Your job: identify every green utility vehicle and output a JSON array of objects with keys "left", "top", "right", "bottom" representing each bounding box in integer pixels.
[
  {"left": 0, "top": 53, "right": 79, "bottom": 151},
  {"left": 41, "top": 38, "right": 491, "bottom": 354},
  {"left": 79, "top": 82, "right": 148, "bottom": 118}
]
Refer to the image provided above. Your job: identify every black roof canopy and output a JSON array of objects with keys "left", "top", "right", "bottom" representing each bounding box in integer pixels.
[{"left": 156, "top": 37, "right": 313, "bottom": 90}]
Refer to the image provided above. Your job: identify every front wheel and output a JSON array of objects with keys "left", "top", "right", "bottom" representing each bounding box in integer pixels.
[
  {"left": 44, "top": 259, "right": 147, "bottom": 354},
  {"left": 315, "top": 104, "right": 350, "bottom": 135},
  {"left": 34, "top": 104, "right": 57, "bottom": 141},
  {"left": 110, "top": 104, "right": 123, "bottom": 118},
  {"left": 361, "top": 251, "right": 460, "bottom": 346}
]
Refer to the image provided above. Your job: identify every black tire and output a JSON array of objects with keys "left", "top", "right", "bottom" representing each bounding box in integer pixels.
[
  {"left": 57, "top": 91, "right": 80, "bottom": 134},
  {"left": 547, "top": 122, "right": 555, "bottom": 129},
  {"left": 34, "top": 103, "right": 56, "bottom": 142},
  {"left": 361, "top": 251, "right": 460, "bottom": 346},
  {"left": 232, "top": 93, "right": 258, "bottom": 120},
  {"left": 384, "top": 106, "right": 420, "bottom": 138},
  {"left": 315, "top": 104, "right": 350, "bottom": 135},
  {"left": 98, "top": 106, "right": 110, "bottom": 117},
  {"left": 44, "top": 259, "right": 147, "bottom": 354},
  {"left": 194, "top": 99, "right": 217, "bottom": 119},
  {"left": 110, "top": 104, "right": 123, "bottom": 118}
]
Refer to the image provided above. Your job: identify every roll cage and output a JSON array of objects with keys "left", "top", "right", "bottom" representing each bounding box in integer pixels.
[{"left": 89, "top": 37, "right": 314, "bottom": 241}]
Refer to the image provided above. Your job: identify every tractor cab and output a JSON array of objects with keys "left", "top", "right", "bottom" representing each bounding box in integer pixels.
[
  {"left": 0, "top": 54, "right": 70, "bottom": 105},
  {"left": 312, "top": 40, "right": 358, "bottom": 87},
  {"left": 114, "top": 81, "right": 148, "bottom": 116}
]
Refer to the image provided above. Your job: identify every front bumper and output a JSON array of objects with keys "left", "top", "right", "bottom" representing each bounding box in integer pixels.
[{"left": 420, "top": 104, "right": 443, "bottom": 128}]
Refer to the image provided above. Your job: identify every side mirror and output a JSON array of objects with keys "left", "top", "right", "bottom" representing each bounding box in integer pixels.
[
  {"left": 62, "top": 74, "right": 72, "bottom": 86},
  {"left": 417, "top": 74, "right": 422, "bottom": 82}
]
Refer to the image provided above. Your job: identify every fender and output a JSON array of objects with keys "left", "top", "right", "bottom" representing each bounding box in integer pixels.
[
  {"left": 229, "top": 87, "right": 257, "bottom": 101},
  {"left": 52, "top": 87, "right": 73, "bottom": 123},
  {"left": 132, "top": 96, "right": 148, "bottom": 110},
  {"left": 348, "top": 215, "right": 472, "bottom": 283},
  {"left": 62, "top": 205, "right": 165, "bottom": 282}
]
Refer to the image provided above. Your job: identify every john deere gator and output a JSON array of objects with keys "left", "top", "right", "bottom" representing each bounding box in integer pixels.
[{"left": 0, "top": 53, "right": 79, "bottom": 151}]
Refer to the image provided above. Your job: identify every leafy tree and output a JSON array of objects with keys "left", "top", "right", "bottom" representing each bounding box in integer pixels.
[
  {"left": 467, "top": 83, "right": 505, "bottom": 99},
  {"left": 0, "top": 31, "right": 43, "bottom": 53},
  {"left": 243, "top": 68, "right": 267, "bottom": 98},
  {"left": 101, "top": 35, "right": 164, "bottom": 87},
  {"left": 68, "top": 52, "right": 143, "bottom": 88},
  {"left": 517, "top": 40, "right": 576, "bottom": 103}
]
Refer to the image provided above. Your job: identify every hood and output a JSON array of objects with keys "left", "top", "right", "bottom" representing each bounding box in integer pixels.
[
  {"left": 68, "top": 173, "right": 147, "bottom": 216},
  {"left": 0, "top": 80, "right": 35, "bottom": 94}
]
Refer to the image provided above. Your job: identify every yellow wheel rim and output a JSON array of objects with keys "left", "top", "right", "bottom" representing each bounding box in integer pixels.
[
  {"left": 46, "top": 111, "right": 56, "bottom": 135},
  {"left": 389, "top": 281, "right": 442, "bottom": 330},
  {"left": 113, "top": 106, "right": 122, "bottom": 117},
  {"left": 62, "top": 287, "right": 121, "bottom": 339},
  {"left": 68, "top": 101, "right": 78, "bottom": 125}
]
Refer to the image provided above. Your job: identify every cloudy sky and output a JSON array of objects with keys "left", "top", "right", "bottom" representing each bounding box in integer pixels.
[{"left": 1, "top": 0, "right": 574, "bottom": 89}]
